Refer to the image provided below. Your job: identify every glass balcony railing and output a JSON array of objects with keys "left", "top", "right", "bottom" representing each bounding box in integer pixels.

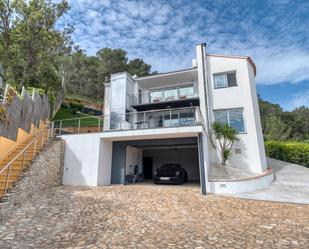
[
  {"left": 132, "top": 82, "right": 198, "bottom": 105},
  {"left": 52, "top": 107, "right": 202, "bottom": 135},
  {"left": 106, "top": 107, "right": 201, "bottom": 131}
]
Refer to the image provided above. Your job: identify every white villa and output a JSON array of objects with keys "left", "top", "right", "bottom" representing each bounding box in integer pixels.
[{"left": 59, "top": 44, "right": 274, "bottom": 194}]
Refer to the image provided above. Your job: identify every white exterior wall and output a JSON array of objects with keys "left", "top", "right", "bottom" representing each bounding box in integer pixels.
[
  {"left": 62, "top": 133, "right": 101, "bottom": 186},
  {"left": 98, "top": 139, "right": 113, "bottom": 185},
  {"left": 126, "top": 146, "right": 141, "bottom": 174},
  {"left": 62, "top": 133, "right": 113, "bottom": 187},
  {"left": 206, "top": 55, "right": 267, "bottom": 173}
]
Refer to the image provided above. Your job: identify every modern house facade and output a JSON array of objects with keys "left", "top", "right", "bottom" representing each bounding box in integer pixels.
[{"left": 60, "top": 44, "right": 274, "bottom": 194}]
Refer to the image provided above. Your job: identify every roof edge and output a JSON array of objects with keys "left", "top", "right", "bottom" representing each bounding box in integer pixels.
[
  {"left": 207, "top": 53, "right": 256, "bottom": 76},
  {"left": 136, "top": 67, "right": 197, "bottom": 81}
]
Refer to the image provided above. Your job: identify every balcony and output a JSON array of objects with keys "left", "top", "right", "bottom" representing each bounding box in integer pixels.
[
  {"left": 52, "top": 107, "right": 203, "bottom": 135},
  {"left": 131, "top": 83, "right": 199, "bottom": 111}
]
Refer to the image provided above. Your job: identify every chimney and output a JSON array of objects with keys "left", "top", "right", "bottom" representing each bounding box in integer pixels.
[{"left": 192, "top": 58, "right": 197, "bottom": 68}]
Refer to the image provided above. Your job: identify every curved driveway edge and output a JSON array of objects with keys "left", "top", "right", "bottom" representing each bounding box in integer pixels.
[{"left": 230, "top": 157, "right": 309, "bottom": 204}]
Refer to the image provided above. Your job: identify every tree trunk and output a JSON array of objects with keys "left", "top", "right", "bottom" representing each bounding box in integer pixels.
[{"left": 221, "top": 151, "right": 226, "bottom": 166}]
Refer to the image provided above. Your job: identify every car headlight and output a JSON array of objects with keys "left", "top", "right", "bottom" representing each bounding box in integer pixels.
[{"left": 175, "top": 171, "right": 180, "bottom": 176}]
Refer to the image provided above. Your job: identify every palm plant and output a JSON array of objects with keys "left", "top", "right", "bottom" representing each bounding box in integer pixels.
[{"left": 212, "top": 121, "right": 239, "bottom": 166}]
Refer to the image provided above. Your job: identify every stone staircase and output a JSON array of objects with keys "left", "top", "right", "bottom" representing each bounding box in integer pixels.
[{"left": 0, "top": 127, "right": 50, "bottom": 198}]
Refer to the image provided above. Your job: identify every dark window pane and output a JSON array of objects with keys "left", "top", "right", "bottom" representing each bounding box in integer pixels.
[{"left": 227, "top": 73, "right": 237, "bottom": 86}]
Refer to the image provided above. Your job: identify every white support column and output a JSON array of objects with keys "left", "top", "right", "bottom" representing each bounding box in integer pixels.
[{"left": 103, "top": 83, "right": 111, "bottom": 131}]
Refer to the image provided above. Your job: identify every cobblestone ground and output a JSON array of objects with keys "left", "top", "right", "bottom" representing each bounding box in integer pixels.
[{"left": 0, "top": 185, "right": 308, "bottom": 249}]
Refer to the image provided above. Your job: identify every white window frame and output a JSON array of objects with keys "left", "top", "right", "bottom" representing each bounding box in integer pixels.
[
  {"left": 213, "top": 73, "right": 228, "bottom": 88},
  {"left": 213, "top": 108, "right": 246, "bottom": 134},
  {"left": 213, "top": 71, "right": 237, "bottom": 89}
]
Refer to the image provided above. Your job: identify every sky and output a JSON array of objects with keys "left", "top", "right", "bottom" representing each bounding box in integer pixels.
[{"left": 58, "top": 0, "right": 309, "bottom": 111}]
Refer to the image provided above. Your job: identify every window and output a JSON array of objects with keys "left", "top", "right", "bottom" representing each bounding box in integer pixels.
[
  {"left": 214, "top": 108, "right": 245, "bottom": 133},
  {"left": 214, "top": 72, "right": 237, "bottom": 89},
  {"left": 150, "top": 91, "right": 163, "bottom": 103},
  {"left": 179, "top": 86, "right": 194, "bottom": 99},
  {"left": 164, "top": 88, "right": 178, "bottom": 101}
]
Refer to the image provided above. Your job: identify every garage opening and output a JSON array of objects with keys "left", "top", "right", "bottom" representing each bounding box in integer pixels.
[{"left": 120, "top": 137, "right": 201, "bottom": 186}]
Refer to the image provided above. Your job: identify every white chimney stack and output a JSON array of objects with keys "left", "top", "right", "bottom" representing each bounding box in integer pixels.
[{"left": 192, "top": 58, "right": 197, "bottom": 68}]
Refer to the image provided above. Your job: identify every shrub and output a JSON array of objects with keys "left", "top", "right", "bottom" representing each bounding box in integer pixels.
[
  {"left": 69, "top": 102, "right": 84, "bottom": 113},
  {"left": 5, "top": 88, "right": 17, "bottom": 104},
  {"left": 265, "top": 141, "right": 309, "bottom": 168},
  {"left": 0, "top": 104, "right": 7, "bottom": 122}
]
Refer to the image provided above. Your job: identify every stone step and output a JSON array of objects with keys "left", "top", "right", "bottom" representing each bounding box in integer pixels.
[
  {"left": 1, "top": 156, "right": 36, "bottom": 164},
  {"left": 0, "top": 163, "right": 30, "bottom": 171},
  {"left": 0, "top": 181, "right": 14, "bottom": 188},
  {"left": 0, "top": 174, "right": 20, "bottom": 181}
]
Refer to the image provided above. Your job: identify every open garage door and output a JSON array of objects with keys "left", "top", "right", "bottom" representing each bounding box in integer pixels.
[{"left": 111, "top": 137, "right": 205, "bottom": 191}]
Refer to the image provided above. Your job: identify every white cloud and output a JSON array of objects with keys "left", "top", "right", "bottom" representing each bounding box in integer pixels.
[
  {"left": 281, "top": 90, "right": 309, "bottom": 111},
  {"left": 59, "top": 0, "right": 309, "bottom": 88}
]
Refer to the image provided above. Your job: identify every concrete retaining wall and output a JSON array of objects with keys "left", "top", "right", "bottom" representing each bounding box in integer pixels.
[{"left": 208, "top": 170, "right": 274, "bottom": 194}]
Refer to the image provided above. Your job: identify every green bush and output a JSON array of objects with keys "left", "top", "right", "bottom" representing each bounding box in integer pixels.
[
  {"left": 265, "top": 141, "right": 309, "bottom": 167},
  {"left": 69, "top": 102, "right": 84, "bottom": 113}
]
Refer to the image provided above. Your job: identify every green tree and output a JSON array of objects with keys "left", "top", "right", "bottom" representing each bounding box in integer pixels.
[
  {"left": 96, "top": 48, "right": 128, "bottom": 83},
  {"left": 0, "top": 0, "right": 71, "bottom": 91},
  {"left": 264, "top": 116, "right": 291, "bottom": 141},
  {"left": 62, "top": 50, "right": 103, "bottom": 98},
  {"left": 62, "top": 48, "right": 156, "bottom": 99},
  {"left": 212, "top": 121, "right": 239, "bottom": 166},
  {"left": 127, "top": 58, "right": 151, "bottom": 77},
  {"left": 258, "top": 95, "right": 282, "bottom": 133},
  {"left": 281, "top": 106, "right": 309, "bottom": 141}
]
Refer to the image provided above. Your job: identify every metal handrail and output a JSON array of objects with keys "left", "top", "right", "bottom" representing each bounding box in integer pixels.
[
  {"left": 52, "top": 106, "right": 198, "bottom": 123},
  {"left": 0, "top": 126, "right": 50, "bottom": 195},
  {"left": 0, "top": 128, "right": 36, "bottom": 162},
  {"left": 52, "top": 106, "right": 202, "bottom": 136}
]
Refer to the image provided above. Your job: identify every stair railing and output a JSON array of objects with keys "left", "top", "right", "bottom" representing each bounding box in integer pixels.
[{"left": 0, "top": 122, "right": 52, "bottom": 195}]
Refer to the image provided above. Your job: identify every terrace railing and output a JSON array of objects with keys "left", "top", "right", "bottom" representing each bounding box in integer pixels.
[
  {"left": 131, "top": 82, "right": 199, "bottom": 105},
  {"left": 52, "top": 107, "right": 203, "bottom": 136}
]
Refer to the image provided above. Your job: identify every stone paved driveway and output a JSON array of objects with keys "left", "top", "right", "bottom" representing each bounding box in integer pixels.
[{"left": 0, "top": 184, "right": 308, "bottom": 249}]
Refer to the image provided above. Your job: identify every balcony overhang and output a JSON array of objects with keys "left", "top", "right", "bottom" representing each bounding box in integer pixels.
[
  {"left": 136, "top": 68, "right": 198, "bottom": 89},
  {"left": 131, "top": 97, "right": 200, "bottom": 111}
]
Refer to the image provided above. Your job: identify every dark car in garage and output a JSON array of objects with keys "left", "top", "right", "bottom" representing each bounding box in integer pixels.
[{"left": 154, "top": 164, "right": 187, "bottom": 184}]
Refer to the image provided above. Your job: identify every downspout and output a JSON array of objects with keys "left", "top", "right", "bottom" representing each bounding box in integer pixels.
[{"left": 200, "top": 43, "right": 216, "bottom": 149}]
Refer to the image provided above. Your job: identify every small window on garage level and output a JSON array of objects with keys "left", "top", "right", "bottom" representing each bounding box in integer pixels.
[
  {"left": 214, "top": 108, "right": 245, "bottom": 133},
  {"left": 214, "top": 71, "right": 237, "bottom": 89}
]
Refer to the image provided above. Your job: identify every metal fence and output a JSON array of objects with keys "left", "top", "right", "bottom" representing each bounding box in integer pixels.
[{"left": 52, "top": 107, "right": 203, "bottom": 136}]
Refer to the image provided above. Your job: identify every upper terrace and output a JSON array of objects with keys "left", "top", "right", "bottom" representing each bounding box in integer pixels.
[{"left": 131, "top": 68, "right": 199, "bottom": 111}]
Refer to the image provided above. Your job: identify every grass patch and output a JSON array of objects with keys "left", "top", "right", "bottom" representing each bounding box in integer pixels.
[
  {"left": 52, "top": 106, "right": 102, "bottom": 127},
  {"left": 66, "top": 93, "right": 103, "bottom": 105}
]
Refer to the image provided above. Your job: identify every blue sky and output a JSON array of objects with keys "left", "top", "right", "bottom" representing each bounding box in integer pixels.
[{"left": 59, "top": 0, "right": 309, "bottom": 111}]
